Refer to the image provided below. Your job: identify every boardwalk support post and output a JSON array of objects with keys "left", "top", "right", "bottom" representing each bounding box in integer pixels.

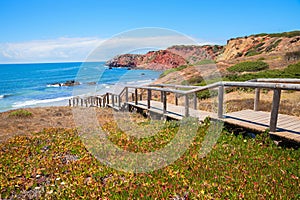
[
  {"left": 69, "top": 99, "right": 71, "bottom": 107},
  {"left": 218, "top": 85, "right": 224, "bottom": 118},
  {"left": 270, "top": 89, "right": 281, "bottom": 132},
  {"left": 147, "top": 89, "right": 151, "bottom": 109},
  {"left": 254, "top": 88, "right": 260, "bottom": 111},
  {"left": 184, "top": 94, "right": 189, "bottom": 117}
]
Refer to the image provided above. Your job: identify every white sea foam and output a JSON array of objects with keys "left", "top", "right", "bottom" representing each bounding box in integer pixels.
[
  {"left": 12, "top": 96, "right": 71, "bottom": 108},
  {"left": 46, "top": 84, "right": 61, "bottom": 87},
  {"left": 0, "top": 95, "right": 4, "bottom": 99}
]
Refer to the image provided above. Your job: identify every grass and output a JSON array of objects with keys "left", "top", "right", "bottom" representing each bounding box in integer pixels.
[
  {"left": 0, "top": 117, "right": 299, "bottom": 199},
  {"left": 159, "top": 65, "right": 188, "bottom": 78},
  {"left": 8, "top": 110, "right": 32, "bottom": 118},
  {"left": 227, "top": 61, "right": 269, "bottom": 72}
]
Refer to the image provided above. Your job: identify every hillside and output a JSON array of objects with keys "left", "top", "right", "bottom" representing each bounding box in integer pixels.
[{"left": 106, "top": 31, "right": 300, "bottom": 84}]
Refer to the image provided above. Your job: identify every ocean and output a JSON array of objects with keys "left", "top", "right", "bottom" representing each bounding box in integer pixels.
[{"left": 0, "top": 62, "right": 162, "bottom": 112}]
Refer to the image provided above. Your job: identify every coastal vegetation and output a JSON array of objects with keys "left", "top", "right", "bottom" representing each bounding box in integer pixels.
[
  {"left": 0, "top": 115, "right": 299, "bottom": 199},
  {"left": 226, "top": 61, "right": 269, "bottom": 72},
  {"left": 251, "top": 30, "right": 300, "bottom": 38},
  {"left": 8, "top": 109, "right": 32, "bottom": 118},
  {"left": 159, "top": 65, "right": 188, "bottom": 78}
]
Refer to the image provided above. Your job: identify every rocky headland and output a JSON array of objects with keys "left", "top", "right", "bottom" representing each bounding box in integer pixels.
[{"left": 106, "top": 31, "right": 300, "bottom": 72}]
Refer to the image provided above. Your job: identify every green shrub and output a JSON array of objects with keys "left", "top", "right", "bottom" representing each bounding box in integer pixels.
[
  {"left": 9, "top": 109, "right": 32, "bottom": 118},
  {"left": 159, "top": 65, "right": 188, "bottom": 78},
  {"left": 227, "top": 61, "right": 269, "bottom": 72},
  {"left": 245, "top": 50, "right": 260, "bottom": 57},
  {"left": 284, "top": 62, "right": 300, "bottom": 75}
]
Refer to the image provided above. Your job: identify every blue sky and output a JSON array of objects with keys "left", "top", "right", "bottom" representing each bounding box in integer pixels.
[{"left": 0, "top": 0, "right": 299, "bottom": 63}]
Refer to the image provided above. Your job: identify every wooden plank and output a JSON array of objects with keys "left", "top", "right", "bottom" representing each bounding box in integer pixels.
[{"left": 125, "top": 100, "right": 300, "bottom": 143}]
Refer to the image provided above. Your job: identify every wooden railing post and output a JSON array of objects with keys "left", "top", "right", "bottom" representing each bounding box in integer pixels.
[
  {"left": 147, "top": 89, "right": 151, "bottom": 109},
  {"left": 184, "top": 94, "right": 189, "bottom": 117},
  {"left": 125, "top": 87, "right": 129, "bottom": 102},
  {"left": 163, "top": 91, "right": 167, "bottom": 114},
  {"left": 135, "top": 89, "right": 138, "bottom": 105},
  {"left": 118, "top": 95, "right": 121, "bottom": 107},
  {"left": 69, "top": 99, "right": 71, "bottom": 107},
  {"left": 270, "top": 89, "right": 281, "bottom": 132},
  {"left": 140, "top": 90, "right": 143, "bottom": 101},
  {"left": 175, "top": 87, "right": 178, "bottom": 106},
  {"left": 112, "top": 94, "right": 115, "bottom": 107},
  {"left": 254, "top": 88, "right": 260, "bottom": 111},
  {"left": 218, "top": 85, "right": 224, "bottom": 118},
  {"left": 106, "top": 93, "right": 109, "bottom": 105},
  {"left": 193, "top": 93, "right": 197, "bottom": 110},
  {"left": 160, "top": 91, "right": 164, "bottom": 102}
]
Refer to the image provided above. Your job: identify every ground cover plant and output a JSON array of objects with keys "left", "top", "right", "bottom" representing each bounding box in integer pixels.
[{"left": 1, "top": 114, "right": 299, "bottom": 199}]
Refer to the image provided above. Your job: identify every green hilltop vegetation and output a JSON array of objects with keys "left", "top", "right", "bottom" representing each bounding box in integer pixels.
[
  {"left": 230, "top": 30, "right": 300, "bottom": 40},
  {"left": 251, "top": 30, "right": 300, "bottom": 38}
]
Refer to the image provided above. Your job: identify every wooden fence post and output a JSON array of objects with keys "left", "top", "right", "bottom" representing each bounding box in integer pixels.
[
  {"left": 106, "top": 94, "right": 109, "bottom": 105},
  {"left": 147, "top": 89, "right": 151, "bottom": 109},
  {"left": 193, "top": 93, "right": 197, "bottom": 110},
  {"left": 161, "top": 91, "right": 164, "bottom": 102},
  {"left": 175, "top": 87, "right": 178, "bottom": 106},
  {"left": 125, "top": 87, "right": 128, "bottom": 102},
  {"left": 140, "top": 90, "right": 143, "bottom": 101},
  {"left": 218, "top": 85, "right": 224, "bottom": 118},
  {"left": 112, "top": 94, "right": 115, "bottom": 107},
  {"left": 135, "top": 89, "right": 138, "bottom": 105},
  {"left": 69, "top": 99, "right": 71, "bottom": 107},
  {"left": 163, "top": 91, "right": 167, "bottom": 114},
  {"left": 270, "top": 89, "right": 281, "bottom": 132},
  {"left": 118, "top": 95, "right": 121, "bottom": 107},
  {"left": 184, "top": 94, "right": 189, "bottom": 117},
  {"left": 254, "top": 88, "right": 260, "bottom": 111}
]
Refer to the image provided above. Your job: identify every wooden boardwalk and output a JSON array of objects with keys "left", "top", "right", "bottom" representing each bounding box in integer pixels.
[
  {"left": 70, "top": 79, "right": 300, "bottom": 143},
  {"left": 126, "top": 100, "right": 300, "bottom": 143}
]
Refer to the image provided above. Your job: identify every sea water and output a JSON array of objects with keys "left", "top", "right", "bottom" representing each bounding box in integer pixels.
[{"left": 0, "top": 62, "right": 162, "bottom": 112}]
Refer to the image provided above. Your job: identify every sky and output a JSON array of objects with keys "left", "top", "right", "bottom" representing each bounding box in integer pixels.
[{"left": 0, "top": 0, "right": 299, "bottom": 63}]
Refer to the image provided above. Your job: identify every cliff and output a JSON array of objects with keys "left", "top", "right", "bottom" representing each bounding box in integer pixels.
[
  {"left": 106, "top": 31, "right": 300, "bottom": 72},
  {"left": 106, "top": 50, "right": 187, "bottom": 70}
]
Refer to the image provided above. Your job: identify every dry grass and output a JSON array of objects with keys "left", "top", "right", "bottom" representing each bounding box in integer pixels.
[
  {"left": 0, "top": 106, "right": 147, "bottom": 143},
  {"left": 197, "top": 90, "right": 300, "bottom": 117}
]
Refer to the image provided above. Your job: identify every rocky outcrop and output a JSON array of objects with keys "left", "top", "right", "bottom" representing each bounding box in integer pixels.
[
  {"left": 48, "top": 80, "right": 80, "bottom": 87},
  {"left": 106, "top": 50, "right": 187, "bottom": 70},
  {"left": 218, "top": 35, "right": 300, "bottom": 61},
  {"left": 105, "top": 54, "right": 143, "bottom": 68},
  {"left": 167, "top": 45, "right": 224, "bottom": 64}
]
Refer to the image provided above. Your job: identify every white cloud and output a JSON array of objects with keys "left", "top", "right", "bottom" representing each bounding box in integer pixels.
[
  {"left": 0, "top": 28, "right": 214, "bottom": 64},
  {"left": 0, "top": 37, "right": 104, "bottom": 63}
]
